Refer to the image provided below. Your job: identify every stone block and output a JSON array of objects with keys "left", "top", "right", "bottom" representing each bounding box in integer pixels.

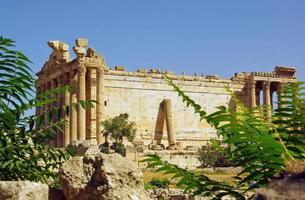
[{"left": 0, "top": 181, "right": 48, "bottom": 200}]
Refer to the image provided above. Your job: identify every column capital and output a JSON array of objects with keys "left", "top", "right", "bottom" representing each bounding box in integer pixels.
[
  {"left": 263, "top": 81, "right": 271, "bottom": 89},
  {"left": 249, "top": 80, "right": 256, "bottom": 88},
  {"left": 96, "top": 68, "right": 104, "bottom": 77},
  {"left": 278, "top": 82, "right": 286, "bottom": 89},
  {"left": 78, "top": 66, "right": 87, "bottom": 76}
]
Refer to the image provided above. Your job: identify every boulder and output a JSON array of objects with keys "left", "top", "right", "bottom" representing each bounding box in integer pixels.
[
  {"left": 0, "top": 181, "right": 48, "bottom": 200},
  {"left": 59, "top": 146, "right": 152, "bottom": 200},
  {"left": 254, "top": 174, "right": 305, "bottom": 200}
]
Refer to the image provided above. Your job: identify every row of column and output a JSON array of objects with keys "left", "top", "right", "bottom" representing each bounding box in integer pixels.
[
  {"left": 37, "top": 66, "right": 105, "bottom": 147},
  {"left": 249, "top": 80, "right": 285, "bottom": 119}
]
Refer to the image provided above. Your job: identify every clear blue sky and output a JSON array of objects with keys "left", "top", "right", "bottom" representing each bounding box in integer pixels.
[{"left": 1, "top": 0, "right": 305, "bottom": 79}]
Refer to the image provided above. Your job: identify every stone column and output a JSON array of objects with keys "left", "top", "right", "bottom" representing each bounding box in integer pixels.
[
  {"left": 77, "top": 66, "right": 87, "bottom": 141},
  {"left": 70, "top": 71, "right": 78, "bottom": 143},
  {"left": 263, "top": 81, "right": 272, "bottom": 121},
  {"left": 277, "top": 82, "right": 285, "bottom": 109},
  {"left": 96, "top": 68, "right": 105, "bottom": 144},
  {"left": 86, "top": 68, "right": 97, "bottom": 144},
  {"left": 163, "top": 99, "right": 177, "bottom": 149},
  {"left": 45, "top": 81, "right": 51, "bottom": 127},
  {"left": 36, "top": 86, "right": 41, "bottom": 116},
  {"left": 255, "top": 89, "right": 260, "bottom": 106},
  {"left": 39, "top": 85, "right": 45, "bottom": 116},
  {"left": 56, "top": 77, "right": 63, "bottom": 147},
  {"left": 63, "top": 73, "right": 71, "bottom": 146},
  {"left": 249, "top": 80, "right": 257, "bottom": 108},
  {"left": 50, "top": 79, "right": 57, "bottom": 147}
]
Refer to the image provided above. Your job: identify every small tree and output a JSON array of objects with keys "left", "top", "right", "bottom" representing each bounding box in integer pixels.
[{"left": 100, "top": 113, "right": 136, "bottom": 156}]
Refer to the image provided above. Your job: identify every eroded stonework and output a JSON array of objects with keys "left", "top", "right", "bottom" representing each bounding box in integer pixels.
[{"left": 36, "top": 38, "right": 297, "bottom": 151}]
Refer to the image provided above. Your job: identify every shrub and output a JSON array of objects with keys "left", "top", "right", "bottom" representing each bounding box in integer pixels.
[
  {"left": 100, "top": 113, "right": 136, "bottom": 156},
  {"left": 149, "top": 178, "right": 170, "bottom": 189},
  {"left": 110, "top": 142, "right": 126, "bottom": 156},
  {"left": 198, "top": 144, "right": 232, "bottom": 168}
]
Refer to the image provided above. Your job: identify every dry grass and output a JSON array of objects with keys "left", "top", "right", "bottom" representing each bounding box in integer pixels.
[{"left": 143, "top": 168, "right": 240, "bottom": 187}]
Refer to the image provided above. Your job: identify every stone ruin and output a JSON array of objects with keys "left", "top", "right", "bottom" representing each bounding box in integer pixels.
[{"left": 36, "top": 38, "right": 297, "bottom": 168}]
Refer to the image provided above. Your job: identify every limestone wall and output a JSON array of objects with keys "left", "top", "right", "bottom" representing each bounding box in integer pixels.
[
  {"left": 35, "top": 38, "right": 297, "bottom": 149},
  {"left": 103, "top": 72, "right": 245, "bottom": 148}
]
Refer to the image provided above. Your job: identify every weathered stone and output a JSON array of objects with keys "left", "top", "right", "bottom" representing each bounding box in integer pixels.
[
  {"left": 36, "top": 38, "right": 298, "bottom": 153},
  {"left": 254, "top": 172, "right": 305, "bottom": 200},
  {"left": 73, "top": 38, "right": 88, "bottom": 58},
  {"left": 114, "top": 65, "right": 125, "bottom": 71},
  {"left": 75, "top": 38, "right": 88, "bottom": 48},
  {"left": 59, "top": 146, "right": 152, "bottom": 200},
  {"left": 0, "top": 181, "right": 48, "bottom": 200}
]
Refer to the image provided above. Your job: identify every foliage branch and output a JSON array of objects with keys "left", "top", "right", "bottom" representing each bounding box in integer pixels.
[
  {"left": 143, "top": 75, "right": 305, "bottom": 199},
  {"left": 0, "top": 36, "right": 94, "bottom": 187}
]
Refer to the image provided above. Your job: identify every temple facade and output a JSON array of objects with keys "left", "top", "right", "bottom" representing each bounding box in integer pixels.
[{"left": 36, "top": 38, "right": 297, "bottom": 150}]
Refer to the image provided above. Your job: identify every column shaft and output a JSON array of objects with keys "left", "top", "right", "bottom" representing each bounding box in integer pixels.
[
  {"left": 63, "top": 73, "right": 70, "bottom": 146},
  {"left": 263, "top": 81, "right": 272, "bottom": 122},
  {"left": 163, "top": 99, "right": 176, "bottom": 146},
  {"left": 277, "top": 82, "right": 285, "bottom": 109},
  {"left": 45, "top": 82, "right": 51, "bottom": 127},
  {"left": 250, "top": 80, "right": 257, "bottom": 108},
  {"left": 255, "top": 89, "right": 260, "bottom": 106},
  {"left": 50, "top": 79, "right": 57, "bottom": 147},
  {"left": 87, "top": 68, "right": 97, "bottom": 143},
  {"left": 56, "top": 77, "right": 63, "bottom": 147},
  {"left": 70, "top": 71, "right": 78, "bottom": 143},
  {"left": 96, "top": 68, "right": 105, "bottom": 144},
  {"left": 78, "top": 66, "right": 86, "bottom": 141}
]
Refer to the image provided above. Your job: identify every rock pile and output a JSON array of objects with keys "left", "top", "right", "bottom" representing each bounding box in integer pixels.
[{"left": 59, "top": 146, "right": 151, "bottom": 200}]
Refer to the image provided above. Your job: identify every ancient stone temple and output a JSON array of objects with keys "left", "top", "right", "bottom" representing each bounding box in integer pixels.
[{"left": 36, "top": 38, "right": 297, "bottom": 150}]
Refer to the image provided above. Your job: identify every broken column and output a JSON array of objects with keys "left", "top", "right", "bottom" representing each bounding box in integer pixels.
[{"left": 163, "top": 99, "right": 179, "bottom": 150}]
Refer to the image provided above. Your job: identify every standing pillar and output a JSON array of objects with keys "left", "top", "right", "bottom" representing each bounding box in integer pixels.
[
  {"left": 45, "top": 82, "right": 51, "bottom": 126},
  {"left": 163, "top": 99, "right": 177, "bottom": 149},
  {"left": 50, "top": 79, "right": 57, "bottom": 147},
  {"left": 36, "top": 86, "right": 41, "bottom": 116},
  {"left": 96, "top": 68, "right": 105, "bottom": 144},
  {"left": 87, "top": 68, "right": 97, "bottom": 143},
  {"left": 63, "top": 73, "right": 70, "bottom": 146},
  {"left": 250, "top": 80, "right": 257, "bottom": 108},
  {"left": 39, "top": 85, "right": 45, "bottom": 116},
  {"left": 255, "top": 89, "right": 260, "bottom": 106},
  {"left": 277, "top": 82, "right": 285, "bottom": 109},
  {"left": 77, "top": 66, "right": 87, "bottom": 141},
  {"left": 70, "top": 71, "right": 78, "bottom": 143},
  {"left": 56, "top": 76, "right": 63, "bottom": 147},
  {"left": 263, "top": 81, "right": 272, "bottom": 122}
]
